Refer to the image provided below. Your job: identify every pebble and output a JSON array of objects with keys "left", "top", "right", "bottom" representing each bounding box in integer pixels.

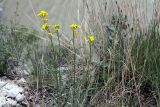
[
  {"left": 0, "top": 77, "right": 27, "bottom": 106},
  {"left": 17, "top": 78, "right": 27, "bottom": 86},
  {"left": 16, "top": 93, "right": 25, "bottom": 102}
]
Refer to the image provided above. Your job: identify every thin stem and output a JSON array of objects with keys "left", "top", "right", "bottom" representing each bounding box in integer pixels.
[
  {"left": 72, "top": 29, "right": 76, "bottom": 106},
  {"left": 57, "top": 31, "right": 62, "bottom": 91},
  {"left": 89, "top": 43, "right": 92, "bottom": 63},
  {"left": 50, "top": 38, "right": 59, "bottom": 90},
  {"left": 86, "top": 43, "right": 92, "bottom": 86}
]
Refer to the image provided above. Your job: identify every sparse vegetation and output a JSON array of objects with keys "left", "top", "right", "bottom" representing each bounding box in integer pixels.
[{"left": 0, "top": 0, "right": 160, "bottom": 107}]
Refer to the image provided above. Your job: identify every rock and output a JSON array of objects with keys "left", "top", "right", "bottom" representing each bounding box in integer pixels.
[
  {"left": 12, "top": 65, "right": 30, "bottom": 78},
  {"left": 7, "top": 91, "right": 17, "bottom": 98},
  {"left": 21, "top": 100, "right": 28, "bottom": 107},
  {"left": 16, "top": 93, "right": 25, "bottom": 102},
  {"left": 7, "top": 59, "right": 19, "bottom": 68},
  {"left": 17, "top": 78, "right": 27, "bottom": 86},
  {"left": 16, "top": 104, "right": 23, "bottom": 107},
  {"left": 6, "top": 98, "right": 17, "bottom": 106},
  {"left": 1, "top": 76, "right": 7, "bottom": 80},
  {"left": 7, "top": 86, "right": 23, "bottom": 98},
  {"left": 0, "top": 98, "right": 17, "bottom": 107},
  {"left": 57, "top": 67, "right": 69, "bottom": 85},
  {"left": 0, "top": 96, "right": 6, "bottom": 106},
  {"left": 0, "top": 63, "right": 30, "bottom": 107},
  {"left": 57, "top": 67, "right": 69, "bottom": 71},
  {"left": 5, "top": 59, "right": 30, "bottom": 78},
  {"left": 0, "top": 80, "right": 7, "bottom": 88},
  {"left": 0, "top": 79, "right": 25, "bottom": 107},
  {"left": 2, "top": 104, "right": 12, "bottom": 107}
]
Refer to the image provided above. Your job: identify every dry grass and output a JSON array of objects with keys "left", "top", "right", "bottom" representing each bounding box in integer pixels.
[
  {"left": 78, "top": 0, "right": 160, "bottom": 107},
  {"left": 1, "top": 0, "right": 160, "bottom": 107}
]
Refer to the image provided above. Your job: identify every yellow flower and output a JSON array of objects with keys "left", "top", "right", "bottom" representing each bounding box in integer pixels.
[
  {"left": 87, "top": 35, "right": 95, "bottom": 43},
  {"left": 53, "top": 24, "right": 60, "bottom": 31},
  {"left": 42, "top": 18, "right": 48, "bottom": 23},
  {"left": 70, "top": 23, "right": 78, "bottom": 29},
  {"left": 37, "top": 10, "right": 48, "bottom": 17},
  {"left": 48, "top": 33, "right": 52, "bottom": 39},
  {"left": 41, "top": 23, "right": 49, "bottom": 30}
]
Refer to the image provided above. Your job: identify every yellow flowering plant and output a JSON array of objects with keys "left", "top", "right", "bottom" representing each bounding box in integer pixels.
[
  {"left": 37, "top": 10, "right": 48, "bottom": 17},
  {"left": 41, "top": 23, "right": 49, "bottom": 31},
  {"left": 42, "top": 18, "right": 48, "bottom": 23},
  {"left": 70, "top": 23, "right": 78, "bottom": 29},
  {"left": 53, "top": 24, "right": 60, "bottom": 31},
  {"left": 87, "top": 35, "right": 95, "bottom": 43}
]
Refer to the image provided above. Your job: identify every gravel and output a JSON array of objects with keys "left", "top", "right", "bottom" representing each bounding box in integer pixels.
[{"left": 0, "top": 77, "right": 27, "bottom": 107}]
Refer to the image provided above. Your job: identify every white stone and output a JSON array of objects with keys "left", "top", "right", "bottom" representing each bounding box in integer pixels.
[
  {"left": 2, "top": 104, "right": 12, "bottom": 107},
  {"left": 0, "top": 97, "right": 17, "bottom": 107},
  {"left": 57, "top": 67, "right": 69, "bottom": 71},
  {"left": 15, "top": 64, "right": 30, "bottom": 76},
  {"left": 7, "top": 86, "right": 23, "bottom": 98},
  {"left": 6, "top": 98, "right": 17, "bottom": 106},
  {"left": 16, "top": 93, "right": 25, "bottom": 102},
  {"left": 0, "top": 78, "right": 25, "bottom": 106},
  {"left": 1, "top": 76, "right": 7, "bottom": 80},
  {"left": 17, "top": 78, "right": 27, "bottom": 86},
  {"left": 0, "top": 80, "right": 6, "bottom": 87},
  {"left": 0, "top": 96, "right": 6, "bottom": 106}
]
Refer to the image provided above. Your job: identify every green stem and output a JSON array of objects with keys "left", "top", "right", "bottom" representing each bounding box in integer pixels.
[
  {"left": 89, "top": 43, "right": 92, "bottom": 63},
  {"left": 86, "top": 44, "right": 92, "bottom": 85},
  {"left": 47, "top": 30, "right": 59, "bottom": 90},
  {"left": 72, "top": 30, "right": 76, "bottom": 106},
  {"left": 57, "top": 31, "right": 62, "bottom": 91},
  {"left": 50, "top": 38, "right": 59, "bottom": 90}
]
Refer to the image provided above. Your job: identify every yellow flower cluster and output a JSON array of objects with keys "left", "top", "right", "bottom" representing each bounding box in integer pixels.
[
  {"left": 41, "top": 23, "right": 49, "bottom": 30},
  {"left": 70, "top": 24, "right": 78, "bottom": 29},
  {"left": 87, "top": 35, "right": 95, "bottom": 43},
  {"left": 42, "top": 18, "right": 48, "bottom": 23},
  {"left": 53, "top": 24, "right": 60, "bottom": 31},
  {"left": 37, "top": 10, "right": 50, "bottom": 31},
  {"left": 37, "top": 10, "right": 95, "bottom": 43},
  {"left": 37, "top": 10, "right": 48, "bottom": 17}
]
